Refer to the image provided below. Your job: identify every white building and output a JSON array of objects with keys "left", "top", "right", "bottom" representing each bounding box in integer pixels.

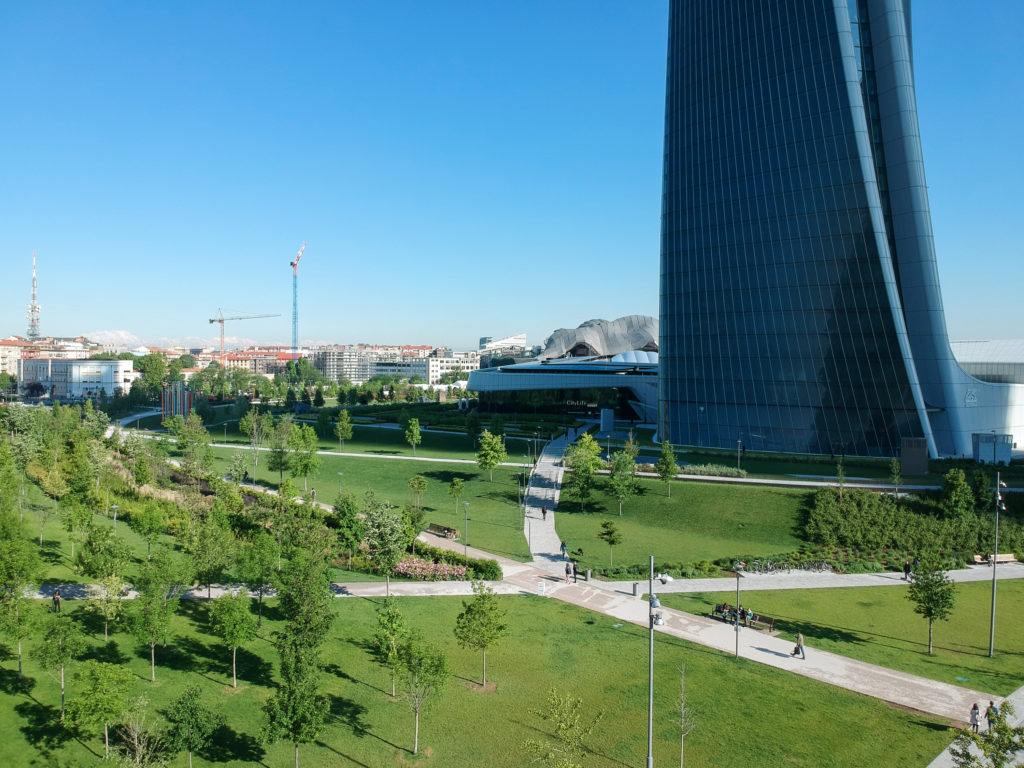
[
  {"left": 18, "top": 358, "right": 135, "bottom": 399},
  {"left": 0, "top": 340, "right": 22, "bottom": 376}
]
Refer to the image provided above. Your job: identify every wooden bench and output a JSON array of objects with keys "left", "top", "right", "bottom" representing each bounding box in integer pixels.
[
  {"left": 427, "top": 523, "right": 459, "bottom": 540},
  {"left": 974, "top": 553, "right": 1017, "bottom": 565},
  {"left": 748, "top": 614, "right": 775, "bottom": 632}
]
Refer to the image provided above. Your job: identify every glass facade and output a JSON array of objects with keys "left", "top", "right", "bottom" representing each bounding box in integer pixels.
[{"left": 658, "top": 0, "right": 930, "bottom": 456}]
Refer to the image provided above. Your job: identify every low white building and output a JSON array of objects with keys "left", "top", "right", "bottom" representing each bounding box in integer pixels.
[
  {"left": 0, "top": 340, "right": 22, "bottom": 376},
  {"left": 17, "top": 358, "right": 135, "bottom": 399}
]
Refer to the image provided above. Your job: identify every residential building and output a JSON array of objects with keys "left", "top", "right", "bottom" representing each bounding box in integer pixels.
[{"left": 17, "top": 358, "right": 134, "bottom": 399}]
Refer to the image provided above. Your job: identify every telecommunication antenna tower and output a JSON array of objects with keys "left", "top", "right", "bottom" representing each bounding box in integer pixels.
[
  {"left": 289, "top": 242, "right": 306, "bottom": 359},
  {"left": 26, "top": 251, "right": 41, "bottom": 340}
]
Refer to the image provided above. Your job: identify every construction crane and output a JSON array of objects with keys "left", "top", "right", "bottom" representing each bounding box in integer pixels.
[
  {"left": 208, "top": 309, "right": 281, "bottom": 364},
  {"left": 290, "top": 242, "right": 306, "bottom": 360}
]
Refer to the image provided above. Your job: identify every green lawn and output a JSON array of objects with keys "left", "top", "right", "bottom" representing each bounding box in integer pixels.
[
  {"left": 209, "top": 447, "right": 533, "bottom": 561},
  {"left": 660, "top": 580, "right": 1024, "bottom": 696},
  {"left": 0, "top": 595, "right": 954, "bottom": 768},
  {"left": 556, "top": 478, "right": 810, "bottom": 575}
]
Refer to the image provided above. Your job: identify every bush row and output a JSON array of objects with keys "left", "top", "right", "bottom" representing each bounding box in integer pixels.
[{"left": 412, "top": 540, "right": 502, "bottom": 580}]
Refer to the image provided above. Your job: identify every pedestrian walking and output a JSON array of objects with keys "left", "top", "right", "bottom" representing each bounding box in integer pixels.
[
  {"left": 542, "top": 506, "right": 548, "bottom": 521},
  {"left": 564, "top": 562, "right": 572, "bottom": 583},
  {"left": 903, "top": 560, "right": 911, "bottom": 580},
  {"left": 572, "top": 561, "right": 579, "bottom": 583},
  {"left": 790, "top": 632, "right": 805, "bottom": 660},
  {"left": 986, "top": 701, "right": 999, "bottom": 731},
  {"left": 913, "top": 556, "right": 920, "bottom": 572},
  {"left": 559, "top": 541, "right": 567, "bottom": 560},
  {"left": 52, "top": 588, "right": 61, "bottom": 613},
  {"left": 970, "top": 703, "right": 980, "bottom": 733}
]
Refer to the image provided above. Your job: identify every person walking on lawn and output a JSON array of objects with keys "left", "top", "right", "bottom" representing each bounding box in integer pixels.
[{"left": 52, "top": 588, "right": 61, "bottom": 613}]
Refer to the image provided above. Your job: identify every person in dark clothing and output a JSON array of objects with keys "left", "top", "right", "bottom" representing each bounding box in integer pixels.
[
  {"left": 52, "top": 588, "right": 61, "bottom": 613},
  {"left": 903, "top": 560, "right": 911, "bottom": 580},
  {"left": 572, "top": 561, "right": 579, "bottom": 583}
]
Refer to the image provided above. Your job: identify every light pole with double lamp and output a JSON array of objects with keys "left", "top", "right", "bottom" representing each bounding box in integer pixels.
[
  {"left": 646, "top": 555, "right": 672, "bottom": 768},
  {"left": 989, "top": 473, "right": 1008, "bottom": 658},
  {"left": 111, "top": 504, "right": 119, "bottom": 534},
  {"left": 733, "top": 560, "right": 745, "bottom": 658},
  {"left": 463, "top": 501, "right": 470, "bottom": 558}
]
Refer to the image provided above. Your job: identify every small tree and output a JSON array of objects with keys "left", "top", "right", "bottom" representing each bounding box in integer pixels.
[
  {"left": 373, "top": 596, "right": 407, "bottom": 696},
  {"left": 598, "top": 520, "right": 622, "bottom": 566},
  {"left": 331, "top": 491, "right": 364, "bottom": 566},
  {"left": 66, "top": 659, "right": 133, "bottom": 759},
  {"left": 128, "top": 502, "right": 166, "bottom": 560},
  {"left": 210, "top": 591, "right": 258, "bottom": 688},
  {"left": 32, "top": 611, "right": 87, "bottom": 719},
  {"left": 85, "top": 574, "right": 127, "bottom": 641},
  {"left": 607, "top": 438, "right": 640, "bottom": 516},
  {"left": 288, "top": 423, "right": 321, "bottom": 492},
  {"left": 397, "top": 633, "right": 450, "bottom": 756},
  {"left": 678, "top": 665, "right": 697, "bottom": 768},
  {"left": 187, "top": 520, "right": 236, "bottom": 600},
  {"left": 447, "top": 477, "right": 465, "bottom": 514},
  {"left": 476, "top": 429, "right": 507, "bottom": 481},
  {"left": 0, "top": 537, "right": 41, "bottom": 678},
  {"left": 239, "top": 409, "right": 273, "bottom": 481},
  {"left": 889, "top": 458, "right": 902, "bottom": 500},
  {"left": 129, "top": 588, "right": 170, "bottom": 682},
  {"left": 364, "top": 501, "right": 409, "bottom": 596},
  {"left": 261, "top": 642, "right": 327, "bottom": 768},
  {"left": 525, "top": 688, "right": 604, "bottom": 768},
  {"left": 117, "top": 696, "right": 169, "bottom": 767},
  {"left": 312, "top": 386, "right": 325, "bottom": 408},
  {"left": 166, "top": 685, "right": 225, "bottom": 768},
  {"left": 408, "top": 475, "right": 428, "bottom": 510},
  {"left": 237, "top": 532, "right": 279, "bottom": 627},
  {"left": 656, "top": 440, "right": 679, "bottom": 498},
  {"left": 61, "top": 502, "right": 92, "bottom": 559},
  {"left": 453, "top": 580, "right": 508, "bottom": 687},
  {"left": 564, "top": 433, "right": 603, "bottom": 513},
  {"left": 268, "top": 416, "right": 293, "bottom": 483},
  {"left": 405, "top": 417, "right": 422, "bottom": 457},
  {"left": 836, "top": 459, "right": 846, "bottom": 499},
  {"left": 907, "top": 562, "right": 957, "bottom": 653},
  {"left": 76, "top": 524, "right": 132, "bottom": 581},
  {"left": 942, "top": 468, "right": 976, "bottom": 518},
  {"left": 950, "top": 701, "right": 1024, "bottom": 768},
  {"left": 334, "top": 408, "right": 353, "bottom": 449}
]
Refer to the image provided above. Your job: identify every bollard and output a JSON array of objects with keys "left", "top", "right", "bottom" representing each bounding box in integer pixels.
[
  {"left": 632, "top": 582, "right": 639, "bottom": 597},
  {"left": 585, "top": 568, "right": 592, "bottom": 582}
]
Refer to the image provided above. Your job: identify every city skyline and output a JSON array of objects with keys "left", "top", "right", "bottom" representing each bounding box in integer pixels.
[{"left": 1, "top": 1, "right": 1021, "bottom": 349}]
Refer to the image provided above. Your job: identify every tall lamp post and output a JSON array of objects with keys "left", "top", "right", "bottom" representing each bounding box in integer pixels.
[
  {"left": 463, "top": 501, "right": 470, "bottom": 558},
  {"left": 733, "top": 561, "right": 745, "bottom": 658},
  {"left": 111, "top": 504, "right": 119, "bottom": 535},
  {"left": 646, "top": 555, "right": 672, "bottom": 768},
  {"left": 989, "top": 472, "right": 1007, "bottom": 658},
  {"left": 337, "top": 472, "right": 344, "bottom": 494}
]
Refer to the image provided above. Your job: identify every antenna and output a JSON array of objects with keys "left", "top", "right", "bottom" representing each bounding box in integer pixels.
[{"left": 26, "top": 251, "right": 41, "bottom": 340}]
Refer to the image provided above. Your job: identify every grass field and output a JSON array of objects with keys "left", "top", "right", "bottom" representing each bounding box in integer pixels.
[
  {"left": 0, "top": 595, "right": 954, "bottom": 768},
  {"left": 660, "top": 580, "right": 1024, "bottom": 696},
  {"left": 556, "top": 478, "right": 810, "bottom": 575}
]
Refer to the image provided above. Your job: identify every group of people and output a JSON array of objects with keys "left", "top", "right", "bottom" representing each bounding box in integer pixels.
[
  {"left": 902, "top": 557, "right": 921, "bottom": 580},
  {"left": 969, "top": 701, "right": 1001, "bottom": 733}
]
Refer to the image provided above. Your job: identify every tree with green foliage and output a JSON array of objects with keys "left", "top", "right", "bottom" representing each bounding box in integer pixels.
[
  {"left": 907, "top": 561, "right": 957, "bottom": 653},
  {"left": 76, "top": 523, "right": 132, "bottom": 580},
  {"left": 490, "top": 413, "right": 505, "bottom": 437},
  {"left": 129, "top": 587, "right": 170, "bottom": 682},
  {"left": 565, "top": 433, "right": 602, "bottom": 513},
  {"left": 239, "top": 408, "right": 273, "bottom": 480},
  {"left": 405, "top": 417, "right": 422, "bottom": 457},
  {"left": 598, "top": 520, "right": 622, "bottom": 566},
  {"left": 0, "top": 539, "right": 38, "bottom": 678},
  {"left": 312, "top": 386, "right": 325, "bottom": 408},
  {"left": 276, "top": 548, "right": 334, "bottom": 650},
  {"left": 334, "top": 408, "right": 353, "bottom": 449},
  {"left": 453, "top": 580, "right": 508, "bottom": 686},
  {"left": 268, "top": 416, "right": 294, "bottom": 483},
  {"left": 889, "top": 458, "right": 903, "bottom": 499},
  {"left": 465, "top": 411, "right": 481, "bottom": 445},
  {"left": 373, "top": 596, "right": 407, "bottom": 696},
  {"left": 476, "top": 429, "right": 507, "bottom": 481},
  {"left": 61, "top": 501, "right": 92, "bottom": 559},
  {"left": 166, "top": 685, "right": 225, "bottom": 768},
  {"left": 656, "top": 440, "right": 680, "bottom": 498},
  {"left": 971, "top": 468, "right": 995, "bottom": 515},
  {"left": 364, "top": 498, "right": 409, "bottom": 596},
  {"left": 397, "top": 633, "right": 451, "bottom": 756},
  {"left": 300, "top": 387, "right": 312, "bottom": 406},
  {"left": 67, "top": 659, "right": 134, "bottom": 759},
  {"left": 284, "top": 387, "right": 297, "bottom": 409},
  {"left": 128, "top": 502, "right": 166, "bottom": 560},
  {"left": 408, "top": 475, "right": 428, "bottom": 510},
  {"left": 447, "top": 477, "right": 465, "bottom": 514},
  {"left": 262, "top": 641, "right": 327, "bottom": 768},
  {"left": 210, "top": 591, "right": 258, "bottom": 688},
  {"left": 331, "top": 491, "right": 364, "bottom": 566},
  {"left": 607, "top": 437, "right": 640, "bottom": 516},
  {"left": 85, "top": 574, "right": 127, "bottom": 641},
  {"left": 942, "top": 468, "right": 976, "bottom": 518},
  {"left": 33, "top": 611, "right": 87, "bottom": 719},
  {"left": 525, "top": 688, "right": 604, "bottom": 768},
  {"left": 288, "top": 423, "right": 321, "bottom": 491},
  {"left": 236, "top": 531, "right": 279, "bottom": 627},
  {"left": 187, "top": 519, "right": 236, "bottom": 600},
  {"left": 950, "top": 701, "right": 1024, "bottom": 768},
  {"left": 164, "top": 410, "right": 214, "bottom": 484}
]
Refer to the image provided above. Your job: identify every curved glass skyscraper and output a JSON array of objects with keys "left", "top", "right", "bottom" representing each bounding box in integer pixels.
[{"left": 658, "top": 0, "right": 1024, "bottom": 458}]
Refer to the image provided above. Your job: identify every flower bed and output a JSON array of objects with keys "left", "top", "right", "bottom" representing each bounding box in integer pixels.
[{"left": 394, "top": 556, "right": 468, "bottom": 581}]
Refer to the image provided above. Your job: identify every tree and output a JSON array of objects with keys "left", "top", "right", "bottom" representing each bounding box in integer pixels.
[
  {"left": 210, "top": 591, "right": 258, "bottom": 688},
  {"left": 288, "top": 423, "right": 321, "bottom": 492},
  {"left": 237, "top": 532, "right": 279, "bottom": 627},
  {"left": 942, "top": 468, "right": 976, "bottom": 518},
  {"left": 166, "top": 685, "right": 225, "bottom": 768},
  {"left": 373, "top": 596, "right": 407, "bottom": 696},
  {"left": 907, "top": 561, "right": 957, "bottom": 653},
  {"left": 405, "top": 417, "right": 422, "bottom": 457},
  {"left": 331, "top": 491, "right": 364, "bottom": 566},
  {"left": 268, "top": 416, "right": 294, "bottom": 483},
  {"left": 447, "top": 477, "right": 465, "bottom": 515},
  {"left": 85, "top": 574, "right": 127, "bottom": 641},
  {"left": 275, "top": 548, "right": 334, "bottom": 650},
  {"left": 950, "top": 701, "right": 1024, "bottom": 768},
  {"left": 598, "top": 521, "right": 622, "bottom": 566},
  {"left": 607, "top": 438, "right": 640, "bottom": 516},
  {"left": 262, "top": 642, "right": 327, "bottom": 768},
  {"left": 312, "top": 386, "right": 325, "bottom": 408},
  {"left": 677, "top": 665, "right": 697, "bottom": 768},
  {"left": 889, "top": 458, "right": 903, "bottom": 500},
  {"left": 165, "top": 410, "right": 213, "bottom": 485},
  {"left": 77, "top": 523, "right": 132, "bottom": 580},
  {"left": 836, "top": 459, "right": 846, "bottom": 499},
  {"left": 239, "top": 409, "right": 273, "bottom": 480},
  {"left": 61, "top": 501, "right": 92, "bottom": 559},
  {"left": 117, "top": 696, "right": 169, "bottom": 768},
  {"left": 465, "top": 412, "right": 481, "bottom": 445},
  {"left": 128, "top": 501, "right": 166, "bottom": 560},
  {"left": 364, "top": 499, "right": 409, "bottom": 596},
  {"left": 129, "top": 588, "right": 170, "bottom": 682},
  {"left": 32, "top": 611, "right": 87, "bottom": 719},
  {"left": 525, "top": 688, "right": 604, "bottom": 768},
  {"left": 656, "top": 440, "right": 680, "bottom": 498},
  {"left": 397, "top": 633, "right": 450, "bottom": 756},
  {"left": 228, "top": 449, "right": 248, "bottom": 483},
  {"left": 66, "top": 659, "right": 133, "bottom": 759},
  {"left": 408, "top": 475, "right": 428, "bottom": 510},
  {"left": 0, "top": 537, "right": 41, "bottom": 677},
  {"left": 453, "top": 580, "right": 508, "bottom": 686},
  {"left": 476, "top": 429, "right": 507, "bottom": 481},
  {"left": 564, "top": 433, "right": 602, "bottom": 513},
  {"left": 187, "top": 520, "right": 236, "bottom": 600},
  {"left": 334, "top": 408, "right": 353, "bottom": 449}
]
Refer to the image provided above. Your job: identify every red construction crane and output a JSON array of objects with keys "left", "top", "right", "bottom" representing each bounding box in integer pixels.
[{"left": 208, "top": 309, "right": 281, "bottom": 364}]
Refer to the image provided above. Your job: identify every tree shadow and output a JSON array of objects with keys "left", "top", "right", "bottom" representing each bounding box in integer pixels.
[
  {"left": 366, "top": 450, "right": 400, "bottom": 455},
  {"left": 15, "top": 699, "right": 75, "bottom": 756},
  {"left": 199, "top": 723, "right": 266, "bottom": 763},
  {"left": 421, "top": 470, "right": 475, "bottom": 484},
  {"left": 328, "top": 693, "right": 370, "bottom": 736},
  {"left": 313, "top": 738, "right": 373, "bottom": 767},
  {"left": 325, "top": 663, "right": 389, "bottom": 696},
  {"left": 38, "top": 539, "right": 63, "bottom": 566},
  {"left": 82, "top": 640, "right": 131, "bottom": 665},
  {"left": 176, "top": 598, "right": 212, "bottom": 631},
  {"left": 235, "top": 646, "right": 274, "bottom": 687},
  {"left": 0, "top": 668, "right": 36, "bottom": 695}
]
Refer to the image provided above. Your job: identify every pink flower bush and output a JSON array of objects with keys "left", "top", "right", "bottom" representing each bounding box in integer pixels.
[{"left": 393, "top": 556, "right": 468, "bottom": 581}]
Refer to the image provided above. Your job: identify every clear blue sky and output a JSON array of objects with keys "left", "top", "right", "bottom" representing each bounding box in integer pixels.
[{"left": 1, "top": 1, "right": 1020, "bottom": 350}]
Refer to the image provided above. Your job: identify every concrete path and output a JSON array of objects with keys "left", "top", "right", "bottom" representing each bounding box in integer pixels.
[{"left": 522, "top": 429, "right": 573, "bottom": 574}]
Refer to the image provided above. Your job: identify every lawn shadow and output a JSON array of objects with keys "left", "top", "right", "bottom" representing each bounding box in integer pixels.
[
  {"left": 421, "top": 470, "right": 475, "bottom": 484},
  {"left": 325, "top": 662, "right": 389, "bottom": 696},
  {"left": 235, "top": 646, "right": 274, "bottom": 687},
  {"left": 199, "top": 723, "right": 266, "bottom": 763},
  {"left": 0, "top": 668, "right": 36, "bottom": 695},
  {"left": 328, "top": 693, "right": 370, "bottom": 736},
  {"left": 38, "top": 539, "right": 63, "bottom": 566},
  {"left": 15, "top": 699, "right": 77, "bottom": 756},
  {"left": 176, "top": 598, "right": 212, "bottom": 630},
  {"left": 366, "top": 450, "right": 400, "bottom": 455},
  {"left": 314, "top": 738, "right": 373, "bottom": 768},
  {"left": 82, "top": 640, "right": 131, "bottom": 666}
]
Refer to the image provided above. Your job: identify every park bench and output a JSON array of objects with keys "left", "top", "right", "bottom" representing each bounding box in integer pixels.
[
  {"left": 427, "top": 523, "right": 459, "bottom": 540},
  {"left": 748, "top": 613, "right": 775, "bottom": 632},
  {"left": 973, "top": 553, "right": 1017, "bottom": 565}
]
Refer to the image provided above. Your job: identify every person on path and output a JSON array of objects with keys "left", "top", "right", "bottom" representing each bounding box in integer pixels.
[
  {"left": 559, "top": 541, "right": 567, "bottom": 560},
  {"left": 986, "top": 701, "right": 999, "bottom": 731},
  {"left": 564, "top": 562, "right": 572, "bottom": 584},
  {"left": 542, "top": 506, "right": 548, "bottom": 521},
  {"left": 913, "top": 556, "right": 920, "bottom": 572},
  {"left": 52, "top": 588, "right": 61, "bottom": 613},
  {"left": 970, "top": 703, "right": 980, "bottom": 733},
  {"left": 572, "top": 561, "right": 579, "bottom": 583},
  {"left": 791, "top": 632, "right": 805, "bottom": 660},
  {"left": 903, "top": 560, "right": 911, "bottom": 580}
]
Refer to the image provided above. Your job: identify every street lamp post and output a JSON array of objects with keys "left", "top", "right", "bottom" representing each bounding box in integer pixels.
[
  {"left": 111, "top": 504, "right": 119, "bottom": 534},
  {"left": 337, "top": 472, "right": 344, "bottom": 494},
  {"left": 737, "top": 435, "right": 743, "bottom": 472},
  {"left": 463, "top": 501, "right": 470, "bottom": 558},
  {"left": 733, "top": 561, "right": 745, "bottom": 659},
  {"left": 990, "top": 470, "right": 1007, "bottom": 658},
  {"left": 646, "top": 556, "right": 671, "bottom": 768}
]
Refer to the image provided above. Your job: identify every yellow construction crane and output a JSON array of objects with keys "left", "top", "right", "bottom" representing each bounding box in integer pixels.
[{"left": 208, "top": 309, "right": 281, "bottom": 364}]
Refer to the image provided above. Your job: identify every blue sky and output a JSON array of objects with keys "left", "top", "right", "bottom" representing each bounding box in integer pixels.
[{"left": 1, "top": 1, "right": 1020, "bottom": 350}]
